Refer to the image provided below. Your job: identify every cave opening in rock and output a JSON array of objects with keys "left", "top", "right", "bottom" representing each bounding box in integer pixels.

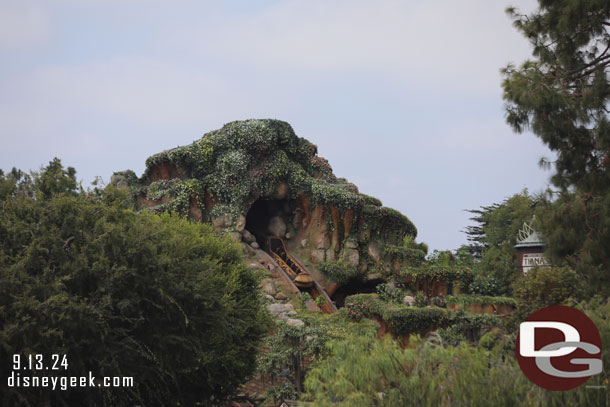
[
  {"left": 245, "top": 198, "right": 292, "bottom": 251},
  {"left": 331, "top": 278, "right": 384, "bottom": 308}
]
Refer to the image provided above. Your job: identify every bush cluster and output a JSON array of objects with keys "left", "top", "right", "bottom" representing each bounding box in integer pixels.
[
  {"left": 318, "top": 261, "right": 359, "bottom": 285},
  {"left": 0, "top": 160, "right": 268, "bottom": 407}
]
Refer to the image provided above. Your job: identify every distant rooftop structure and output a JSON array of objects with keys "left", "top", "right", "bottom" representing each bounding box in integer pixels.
[
  {"left": 514, "top": 222, "right": 549, "bottom": 275},
  {"left": 514, "top": 222, "right": 545, "bottom": 249}
]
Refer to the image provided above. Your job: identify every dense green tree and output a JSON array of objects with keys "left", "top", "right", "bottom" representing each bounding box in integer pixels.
[
  {"left": 535, "top": 191, "right": 610, "bottom": 294},
  {"left": 503, "top": 1, "right": 610, "bottom": 294},
  {"left": 465, "top": 191, "right": 536, "bottom": 294},
  {"left": 256, "top": 321, "right": 328, "bottom": 404},
  {"left": 510, "top": 266, "right": 584, "bottom": 327},
  {"left": 503, "top": 0, "right": 610, "bottom": 192},
  {"left": 0, "top": 160, "right": 268, "bottom": 406}
]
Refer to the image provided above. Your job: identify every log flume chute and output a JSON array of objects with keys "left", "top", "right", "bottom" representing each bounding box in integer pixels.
[{"left": 267, "top": 236, "right": 337, "bottom": 314}]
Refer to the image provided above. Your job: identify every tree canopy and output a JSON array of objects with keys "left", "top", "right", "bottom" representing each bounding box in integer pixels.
[
  {"left": 503, "top": 1, "right": 610, "bottom": 293},
  {"left": 0, "top": 159, "right": 268, "bottom": 407},
  {"left": 503, "top": 0, "right": 610, "bottom": 192},
  {"left": 464, "top": 191, "right": 536, "bottom": 295}
]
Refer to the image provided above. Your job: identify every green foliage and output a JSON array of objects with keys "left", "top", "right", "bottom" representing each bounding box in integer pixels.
[
  {"left": 33, "top": 157, "right": 81, "bottom": 199},
  {"left": 446, "top": 295, "right": 517, "bottom": 308},
  {"left": 0, "top": 167, "right": 35, "bottom": 200},
  {"left": 306, "top": 305, "right": 610, "bottom": 407},
  {"left": 465, "top": 191, "right": 536, "bottom": 294},
  {"left": 135, "top": 119, "right": 417, "bottom": 250},
  {"left": 360, "top": 193, "right": 382, "bottom": 207},
  {"left": 305, "top": 335, "right": 412, "bottom": 407},
  {"left": 346, "top": 294, "right": 450, "bottom": 336},
  {"left": 304, "top": 334, "right": 527, "bottom": 407},
  {"left": 264, "top": 382, "right": 297, "bottom": 405},
  {"left": 431, "top": 293, "right": 447, "bottom": 308},
  {"left": 503, "top": 1, "right": 610, "bottom": 194},
  {"left": 445, "top": 311, "right": 500, "bottom": 343},
  {"left": 478, "top": 327, "right": 504, "bottom": 351},
  {"left": 375, "top": 282, "right": 406, "bottom": 304},
  {"left": 257, "top": 321, "right": 329, "bottom": 396},
  {"left": 140, "top": 120, "right": 320, "bottom": 218},
  {"left": 140, "top": 178, "right": 206, "bottom": 218},
  {"left": 468, "top": 274, "right": 503, "bottom": 296},
  {"left": 401, "top": 265, "right": 473, "bottom": 286},
  {"left": 383, "top": 245, "right": 426, "bottom": 266},
  {"left": 310, "top": 179, "right": 362, "bottom": 210},
  {"left": 318, "top": 261, "right": 359, "bottom": 285},
  {"left": 0, "top": 163, "right": 268, "bottom": 406},
  {"left": 344, "top": 302, "right": 369, "bottom": 322},
  {"left": 299, "top": 292, "right": 311, "bottom": 305},
  {"left": 415, "top": 291, "right": 428, "bottom": 307},
  {"left": 314, "top": 295, "right": 326, "bottom": 307},
  {"left": 363, "top": 205, "right": 417, "bottom": 244},
  {"left": 437, "top": 328, "right": 467, "bottom": 346},
  {"left": 346, "top": 294, "right": 501, "bottom": 343},
  {"left": 503, "top": 1, "right": 610, "bottom": 297},
  {"left": 536, "top": 190, "right": 610, "bottom": 296},
  {"left": 110, "top": 170, "right": 138, "bottom": 188},
  {"left": 510, "top": 266, "right": 583, "bottom": 326}
]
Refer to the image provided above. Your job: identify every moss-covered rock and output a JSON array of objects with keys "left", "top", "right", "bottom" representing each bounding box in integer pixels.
[{"left": 112, "top": 119, "right": 419, "bottom": 280}]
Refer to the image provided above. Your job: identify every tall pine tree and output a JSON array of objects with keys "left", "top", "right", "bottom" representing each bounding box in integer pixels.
[{"left": 502, "top": 0, "right": 610, "bottom": 294}]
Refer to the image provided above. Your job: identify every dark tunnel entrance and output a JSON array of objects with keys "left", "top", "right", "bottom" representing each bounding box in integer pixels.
[
  {"left": 245, "top": 198, "right": 291, "bottom": 251},
  {"left": 331, "top": 278, "right": 384, "bottom": 308}
]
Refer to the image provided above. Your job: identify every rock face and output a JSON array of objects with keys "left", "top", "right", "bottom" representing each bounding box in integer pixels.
[
  {"left": 268, "top": 216, "right": 287, "bottom": 237},
  {"left": 112, "top": 119, "right": 420, "bottom": 286}
]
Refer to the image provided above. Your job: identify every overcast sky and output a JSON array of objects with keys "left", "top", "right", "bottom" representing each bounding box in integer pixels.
[{"left": 0, "top": 0, "right": 551, "bottom": 251}]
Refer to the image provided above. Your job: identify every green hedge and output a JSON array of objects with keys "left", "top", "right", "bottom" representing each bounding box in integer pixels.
[
  {"left": 446, "top": 295, "right": 517, "bottom": 307},
  {"left": 345, "top": 294, "right": 449, "bottom": 335},
  {"left": 384, "top": 245, "right": 426, "bottom": 265},
  {"left": 401, "top": 265, "right": 473, "bottom": 284},
  {"left": 345, "top": 294, "right": 501, "bottom": 338},
  {"left": 317, "top": 261, "right": 360, "bottom": 284}
]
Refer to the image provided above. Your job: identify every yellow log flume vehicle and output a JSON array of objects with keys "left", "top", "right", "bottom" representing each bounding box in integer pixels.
[
  {"left": 267, "top": 236, "right": 337, "bottom": 314},
  {"left": 268, "top": 237, "right": 313, "bottom": 288}
]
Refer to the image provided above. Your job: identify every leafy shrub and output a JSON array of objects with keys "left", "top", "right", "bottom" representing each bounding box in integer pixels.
[
  {"left": 437, "top": 328, "right": 467, "bottom": 346},
  {"left": 376, "top": 282, "right": 407, "bottom": 305},
  {"left": 264, "top": 383, "right": 297, "bottom": 405},
  {"left": 415, "top": 291, "right": 428, "bottom": 307},
  {"left": 446, "top": 295, "right": 517, "bottom": 308},
  {"left": 447, "top": 311, "right": 500, "bottom": 343},
  {"left": 510, "top": 266, "right": 584, "bottom": 327},
  {"left": 345, "top": 294, "right": 449, "bottom": 336},
  {"left": 345, "top": 302, "right": 369, "bottom": 322},
  {"left": 0, "top": 164, "right": 268, "bottom": 407},
  {"left": 432, "top": 293, "right": 447, "bottom": 308},
  {"left": 314, "top": 295, "right": 327, "bottom": 307},
  {"left": 402, "top": 265, "right": 473, "bottom": 288},
  {"left": 376, "top": 282, "right": 391, "bottom": 301},
  {"left": 257, "top": 321, "right": 330, "bottom": 396},
  {"left": 383, "top": 245, "right": 426, "bottom": 266},
  {"left": 318, "top": 261, "right": 359, "bottom": 284},
  {"left": 469, "top": 274, "right": 503, "bottom": 296},
  {"left": 299, "top": 292, "right": 312, "bottom": 305},
  {"left": 478, "top": 327, "right": 503, "bottom": 350}
]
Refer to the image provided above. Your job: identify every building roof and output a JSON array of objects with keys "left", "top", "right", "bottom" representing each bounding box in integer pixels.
[{"left": 514, "top": 231, "right": 545, "bottom": 248}]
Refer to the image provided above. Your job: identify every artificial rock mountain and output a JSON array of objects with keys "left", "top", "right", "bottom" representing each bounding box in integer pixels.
[{"left": 111, "top": 119, "right": 424, "bottom": 294}]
